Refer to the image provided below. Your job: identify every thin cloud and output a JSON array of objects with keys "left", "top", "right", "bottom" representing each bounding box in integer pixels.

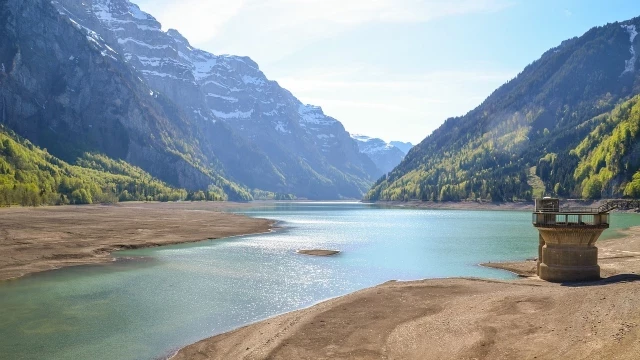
[
  {"left": 136, "top": 0, "right": 245, "bottom": 44},
  {"left": 276, "top": 69, "right": 518, "bottom": 92},
  {"left": 137, "top": 0, "right": 513, "bottom": 47},
  {"left": 304, "top": 97, "right": 444, "bottom": 113},
  {"left": 250, "top": 0, "right": 512, "bottom": 25}
]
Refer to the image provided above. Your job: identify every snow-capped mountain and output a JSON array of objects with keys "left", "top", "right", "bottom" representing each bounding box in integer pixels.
[
  {"left": 46, "top": 0, "right": 379, "bottom": 199},
  {"left": 351, "top": 135, "right": 407, "bottom": 174}
]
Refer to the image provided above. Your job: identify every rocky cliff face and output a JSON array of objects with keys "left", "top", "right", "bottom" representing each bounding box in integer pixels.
[
  {"left": 0, "top": 0, "right": 255, "bottom": 200},
  {"left": 46, "top": 0, "right": 378, "bottom": 199},
  {"left": 351, "top": 135, "right": 407, "bottom": 174}
]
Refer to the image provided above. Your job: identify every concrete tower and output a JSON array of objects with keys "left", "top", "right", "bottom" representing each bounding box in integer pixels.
[{"left": 533, "top": 198, "right": 609, "bottom": 282}]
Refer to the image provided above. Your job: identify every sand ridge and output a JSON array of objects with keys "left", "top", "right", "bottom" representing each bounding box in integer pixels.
[{"left": 0, "top": 202, "right": 273, "bottom": 281}]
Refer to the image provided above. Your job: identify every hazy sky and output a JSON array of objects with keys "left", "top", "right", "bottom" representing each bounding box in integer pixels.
[{"left": 135, "top": 0, "right": 640, "bottom": 144}]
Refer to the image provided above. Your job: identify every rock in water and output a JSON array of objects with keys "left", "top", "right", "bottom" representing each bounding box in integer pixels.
[{"left": 297, "top": 249, "right": 340, "bottom": 256}]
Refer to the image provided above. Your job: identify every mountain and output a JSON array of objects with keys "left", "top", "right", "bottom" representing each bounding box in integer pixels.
[
  {"left": 0, "top": 0, "right": 376, "bottom": 201},
  {"left": 389, "top": 141, "right": 414, "bottom": 155},
  {"left": 367, "top": 18, "right": 640, "bottom": 202},
  {"left": 351, "top": 135, "right": 406, "bottom": 174},
  {"left": 1, "top": 0, "right": 253, "bottom": 200},
  {"left": 46, "top": 0, "right": 378, "bottom": 199}
]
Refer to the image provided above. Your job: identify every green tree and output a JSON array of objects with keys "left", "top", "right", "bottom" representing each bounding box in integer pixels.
[{"left": 582, "top": 178, "right": 602, "bottom": 199}]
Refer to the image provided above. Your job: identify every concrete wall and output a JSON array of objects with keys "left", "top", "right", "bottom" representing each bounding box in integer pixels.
[{"left": 536, "top": 227, "right": 605, "bottom": 282}]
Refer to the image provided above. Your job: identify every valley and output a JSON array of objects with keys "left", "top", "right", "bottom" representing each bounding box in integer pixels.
[{"left": 3, "top": 2, "right": 640, "bottom": 360}]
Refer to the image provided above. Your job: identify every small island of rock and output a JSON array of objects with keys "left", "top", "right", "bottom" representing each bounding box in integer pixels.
[{"left": 297, "top": 249, "right": 340, "bottom": 256}]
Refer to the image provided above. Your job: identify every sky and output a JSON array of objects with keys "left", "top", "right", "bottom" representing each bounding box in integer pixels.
[{"left": 135, "top": 0, "right": 640, "bottom": 144}]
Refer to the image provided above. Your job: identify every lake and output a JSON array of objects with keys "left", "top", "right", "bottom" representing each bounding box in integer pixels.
[{"left": 1, "top": 202, "right": 638, "bottom": 360}]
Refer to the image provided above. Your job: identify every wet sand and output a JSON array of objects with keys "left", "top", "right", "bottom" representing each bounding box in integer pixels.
[
  {"left": 175, "top": 227, "right": 640, "bottom": 360},
  {"left": 0, "top": 202, "right": 273, "bottom": 281}
]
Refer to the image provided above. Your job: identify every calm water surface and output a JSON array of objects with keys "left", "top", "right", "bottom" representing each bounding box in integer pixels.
[{"left": 1, "top": 202, "right": 638, "bottom": 360}]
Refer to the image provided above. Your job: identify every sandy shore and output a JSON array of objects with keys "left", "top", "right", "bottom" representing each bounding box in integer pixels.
[
  {"left": 0, "top": 202, "right": 273, "bottom": 281},
  {"left": 175, "top": 227, "right": 640, "bottom": 360}
]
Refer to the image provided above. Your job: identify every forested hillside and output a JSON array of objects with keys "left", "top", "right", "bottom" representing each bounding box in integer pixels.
[
  {"left": 538, "top": 94, "right": 640, "bottom": 199},
  {"left": 0, "top": 127, "right": 190, "bottom": 206},
  {"left": 367, "top": 18, "right": 640, "bottom": 201}
]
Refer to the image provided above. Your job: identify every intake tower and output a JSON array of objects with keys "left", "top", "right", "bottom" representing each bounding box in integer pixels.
[{"left": 532, "top": 198, "right": 609, "bottom": 282}]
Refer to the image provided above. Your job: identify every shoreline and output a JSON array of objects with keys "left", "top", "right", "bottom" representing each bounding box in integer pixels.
[
  {"left": 367, "top": 199, "right": 631, "bottom": 211},
  {"left": 0, "top": 202, "right": 274, "bottom": 281},
  {"left": 369, "top": 200, "right": 535, "bottom": 211},
  {"left": 174, "top": 225, "right": 640, "bottom": 360}
]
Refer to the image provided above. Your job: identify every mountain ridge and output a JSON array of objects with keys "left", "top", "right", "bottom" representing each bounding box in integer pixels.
[
  {"left": 55, "top": 0, "right": 379, "bottom": 199},
  {"left": 367, "top": 17, "right": 640, "bottom": 202}
]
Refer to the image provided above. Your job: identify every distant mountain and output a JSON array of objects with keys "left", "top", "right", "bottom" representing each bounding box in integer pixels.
[
  {"left": 367, "top": 18, "right": 640, "bottom": 201},
  {"left": 351, "top": 135, "right": 406, "bottom": 174},
  {"left": 389, "top": 141, "right": 413, "bottom": 155},
  {"left": 0, "top": 0, "right": 377, "bottom": 201}
]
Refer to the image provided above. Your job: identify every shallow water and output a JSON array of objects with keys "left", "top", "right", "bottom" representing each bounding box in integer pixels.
[{"left": 0, "top": 202, "right": 638, "bottom": 360}]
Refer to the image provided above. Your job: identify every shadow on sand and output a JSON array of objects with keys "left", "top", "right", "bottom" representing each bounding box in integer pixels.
[{"left": 562, "top": 273, "right": 640, "bottom": 287}]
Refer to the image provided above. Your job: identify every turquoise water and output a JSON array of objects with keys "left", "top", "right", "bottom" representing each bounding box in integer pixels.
[{"left": 0, "top": 202, "right": 638, "bottom": 360}]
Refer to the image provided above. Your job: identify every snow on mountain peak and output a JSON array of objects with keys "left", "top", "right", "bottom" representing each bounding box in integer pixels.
[
  {"left": 350, "top": 135, "right": 395, "bottom": 154},
  {"left": 166, "top": 29, "right": 189, "bottom": 43},
  {"left": 298, "top": 104, "right": 336, "bottom": 125},
  {"left": 92, "top": 0, "right": 156, "bottom": 26},
  {"left": 350, "top": 134, "right": 374, "bottom": 142},
  {"left": 242, "top": 75, "right": 265, "bottom": 86},
  {"left": 351, "top": 135, "right": 406, "bottom": 174},
  {"left": 190, "top": 52, "right": 218, "bottom": 81},
  {"left": 128, "top": 3, "right": 148, "bottom": 20}
]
